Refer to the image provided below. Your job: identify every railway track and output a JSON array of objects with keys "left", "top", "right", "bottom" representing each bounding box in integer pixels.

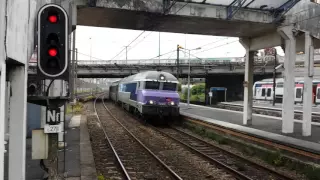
[
  {"left": 105, "top": 100, "right": 297, "bottom": 180},
  {"left": 93, "top": 97, "right": 182, "bottom": 180},
  {"left": 215, "top": 102, "right": 320, "bottom": 123},
  {"left": 153, "top": 126, "right": 295, "bottom": 180}
]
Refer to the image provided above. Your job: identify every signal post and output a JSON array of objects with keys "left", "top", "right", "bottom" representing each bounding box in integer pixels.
[{"left": 27, "top": 4, "right": 71, "bottom": 179}]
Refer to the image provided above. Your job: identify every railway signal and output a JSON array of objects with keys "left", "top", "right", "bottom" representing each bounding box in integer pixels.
[{"left": 37, "top": 4, "right": 69, "bottom": 80}]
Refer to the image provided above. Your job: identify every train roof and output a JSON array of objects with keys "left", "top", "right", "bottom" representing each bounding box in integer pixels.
[
  {"left": 120, "top": 71, "right": 179, "bottom": 84},
  {"left": 256, "top": 77, "right": 320, "bottom": 84}
]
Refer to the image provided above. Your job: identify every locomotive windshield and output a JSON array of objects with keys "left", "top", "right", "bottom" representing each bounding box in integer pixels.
[
  {"left": 163, "top": 82, "right": 177, "bottom": 91},
  {"left": 145, "top": 81, "right": 160, "bottom": 90}
]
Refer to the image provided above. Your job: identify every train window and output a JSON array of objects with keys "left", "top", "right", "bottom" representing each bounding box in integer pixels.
[
  {"left": 261, "top": 88, "right": 266, "bottom": 96},
  {"left": 163, "top": 83, "right": 177, "bottom": 91},
  {"left": 267, "top": 88, "right": 271, "bottom": 97},
  {"left": 277, "top": 83, "right": 283, "bottom": 87},
  {"left": 296, "top": 88, "right": 302, "bottom": 98},
  {"left": 145, "top": 81, "right": 160, "bottom": 90}
]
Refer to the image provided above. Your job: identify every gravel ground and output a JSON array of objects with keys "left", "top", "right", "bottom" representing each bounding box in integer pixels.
[
  {"left": 174, "top": 126, "right": 308, "bottom": 180},
  {"left": 95, "top": 102, "right": 176, "bottom": 180},
  {"left": 159, "top": 127, "right": 288, "bottom": 180},
  {"left": 105, "top": 102, "right": 236, "bottom": 180},
  {"left": 87, "top": 115, "right": 125, "bottom": 179}
]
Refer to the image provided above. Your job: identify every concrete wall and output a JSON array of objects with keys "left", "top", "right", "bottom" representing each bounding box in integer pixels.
[{"left": 285, "top": 0, "right": 320, "bottom": 39}]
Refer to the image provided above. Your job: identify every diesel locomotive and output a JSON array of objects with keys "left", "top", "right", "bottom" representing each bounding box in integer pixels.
[{"left": 109, "top": 71, "right": 180, "bottom": 120}]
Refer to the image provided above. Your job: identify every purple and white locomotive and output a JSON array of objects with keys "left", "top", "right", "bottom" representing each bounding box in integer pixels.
[{"left": 109, "top": 71, "right": 180, "bottom": 119}]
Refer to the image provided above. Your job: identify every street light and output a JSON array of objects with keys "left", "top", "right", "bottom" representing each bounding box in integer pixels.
[{"left": 179, "top": 46, "right": 201, "bottom": 108}]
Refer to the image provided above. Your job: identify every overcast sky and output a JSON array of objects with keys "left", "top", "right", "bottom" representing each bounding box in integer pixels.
[{"left": 75, "top": 25, "right": 284, "bottom": 62}]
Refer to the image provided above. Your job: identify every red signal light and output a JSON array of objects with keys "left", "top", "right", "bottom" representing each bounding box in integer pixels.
[
  {"left": 48, "top": 48, "right": 57, "bottom": 57},
  {"left": 48, "top": 15, "right": 58, "bottom": 23}
]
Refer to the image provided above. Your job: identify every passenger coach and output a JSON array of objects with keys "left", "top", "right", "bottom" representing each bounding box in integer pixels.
[{"left": 109, "top": 71, "right": 180, "bottom": 120}]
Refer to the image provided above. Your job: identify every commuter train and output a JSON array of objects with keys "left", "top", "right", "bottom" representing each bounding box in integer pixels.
[
  {"left": 109, "top": 71, "right": 180, "bottom": 121},
  {"left": 253, "top": 78, "right": 320, "bottom": 104}
]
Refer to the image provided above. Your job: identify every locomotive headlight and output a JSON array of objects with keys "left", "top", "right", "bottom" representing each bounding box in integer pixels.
[
  {"left": 149, "top": 100, "right": 154, "bottom": 105},
  {"left": 170, "top": 101, "right": 175, "bottom": 106}
]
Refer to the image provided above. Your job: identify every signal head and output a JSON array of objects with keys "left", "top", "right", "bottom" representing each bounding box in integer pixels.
[
  {"left": 37, "top": 4, "right": 69, "bottom": 79},
  {"left": 48, "top": 15, "right": 58, "bottom": 23}
]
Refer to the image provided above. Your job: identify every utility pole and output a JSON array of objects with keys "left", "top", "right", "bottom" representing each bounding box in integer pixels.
[
  {"left": 177, "top": 44, "right": 180, "bottom": 79},
  {"left": 159, "top": 32, "right": 161, "bottom": 64},
  {"left": 124, "top": 46, "right": 130, "bottom": 64},
  {"left": 272, "top": 50, "right": 277, "bottom": 106},
  {"left": 71, "top": 30, "right": 76, "bottom": 101},
  {"left": 75, "top": 48, "right": 78, "bottom": 98},
  {"left": 187, "top": 49, "right": 191, "bottom": 108},
  {"left": 89, "top": 37, "right": 92, "bottom": 61}
]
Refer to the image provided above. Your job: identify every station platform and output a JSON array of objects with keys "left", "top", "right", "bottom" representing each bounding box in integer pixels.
[
  {"left": 221, "top": 101, "right": 320, "bottom": 113},
  {"left": 4, "top": 115, "right": 97, "bottom": 180},
  {"left": 179, "top": 103, "right": 320, "bottom": 154}
]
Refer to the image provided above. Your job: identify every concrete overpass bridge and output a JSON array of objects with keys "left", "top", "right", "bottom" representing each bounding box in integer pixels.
[{"left": 28, "top": 58, "right": 277, "bottom": 78}]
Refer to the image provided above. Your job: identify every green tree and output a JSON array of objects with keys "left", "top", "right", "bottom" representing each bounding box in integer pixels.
[
  {"left": 191, "top": 83, "right": 205, "bottom": 95},
  {"left": 178, "top": 83, "right": 182, "bottom": 92}
]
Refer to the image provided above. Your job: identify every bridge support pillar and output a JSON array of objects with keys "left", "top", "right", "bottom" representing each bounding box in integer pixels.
[
  {"left": 239, "top": 38, "right": 253, "bottom": 126},
  {"left": 278, "top": 26, "right": 296, "bottom": 134},
  {"left": 8, "top": 66, "right": 28, "bottom": 180},
  {"left": 302, "top": 32, "right": 314, "bottom": 136}
]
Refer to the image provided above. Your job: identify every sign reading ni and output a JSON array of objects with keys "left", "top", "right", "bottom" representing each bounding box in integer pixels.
[{"left": 46, "top": 108, "right": 61, "bottom": 125}]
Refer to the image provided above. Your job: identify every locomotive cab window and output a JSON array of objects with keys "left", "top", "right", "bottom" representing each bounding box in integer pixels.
[
  {"left": 163, "top": 82, "right": 177, "bottom": 91},
  {"left": 317, "top": 88, "right": 320, "bottom": 99},
  {"left": 145, "top": 81, "right": 160, "bottom": 90}
]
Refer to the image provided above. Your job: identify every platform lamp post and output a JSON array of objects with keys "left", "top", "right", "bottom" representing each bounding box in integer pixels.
[{"left": 179, "top": 46, "right": 201, "bottom": 108}]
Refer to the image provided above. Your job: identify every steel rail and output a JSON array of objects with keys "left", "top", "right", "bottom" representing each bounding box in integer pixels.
[
  {"left": 184, "top": 117, "right": 320, "bottom": 160},
  {"left": 170, "top": 126, "right": 294, "bottom": 180},
  {"left": 101, "top": 98, "right": 183, "bottom": 180},
  {"left": 93, "top": 96, "right": 131, "bottom": 180},
  {"left": 120, "top": 109, "right": 257, "bottom": 180},
  {"left": 151, "top": 126, "right": 254, "bottom": 180}
]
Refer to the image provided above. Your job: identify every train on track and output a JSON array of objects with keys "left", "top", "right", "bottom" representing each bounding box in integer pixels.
[
  {"left": 109, "top": 71, "right": 180, "bottom": 121},
  {"left": 253, "top": 77, "right": 320, "bottom": 104}
]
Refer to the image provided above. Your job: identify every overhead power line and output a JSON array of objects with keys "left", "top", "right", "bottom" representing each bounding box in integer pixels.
[
  {"left": 70, "top": 50, "right": 103, "bottom": 60},
  {"left": 195, "top": 40, "right": 239, "bottom": 54},
  {"left": 196, "top": 37, "right": 229, "bottom": 49},
  {"left": 123, "top": 31, "right": 154, "bottom": 57},
  {"left": 111, "top": 31, "right": 146, "bottom": 60},
  {"left": 110, "top": 1, "right": 189, "bottom": 60},
  {"left": 150, "top": 49, "right": 177, "bottom": 59}
]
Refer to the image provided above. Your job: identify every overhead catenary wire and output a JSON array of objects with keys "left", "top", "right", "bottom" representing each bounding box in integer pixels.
[
  {"left": 195, "top": 40, "right": 239, "bottom": 54},
  {"left": 195, "top": 37, "right": 230, "bottom": 49},
  {"left": 70, "top": 50, "right": 104, "bottom": 60},
  {"left": 150, "top": 49, "right": 177, "bottom": 59},
  {"left": 111, "top": 31, "right": 147, "bottom": 60},
  {"left": 110, "top": 1, "right": 189, "bottom": 60},
  {"left": 120, "top": 31, "right": 154, "bottom": 59}
]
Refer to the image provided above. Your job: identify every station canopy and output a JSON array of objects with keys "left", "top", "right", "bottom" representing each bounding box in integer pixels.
[{"left": 188, "top": 0, "right": 297, "bottom": 11}]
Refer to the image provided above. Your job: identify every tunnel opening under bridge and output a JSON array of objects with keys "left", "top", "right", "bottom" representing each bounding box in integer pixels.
[{"left": 204, "top": 74, "right": 274, "bottom": 104}]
